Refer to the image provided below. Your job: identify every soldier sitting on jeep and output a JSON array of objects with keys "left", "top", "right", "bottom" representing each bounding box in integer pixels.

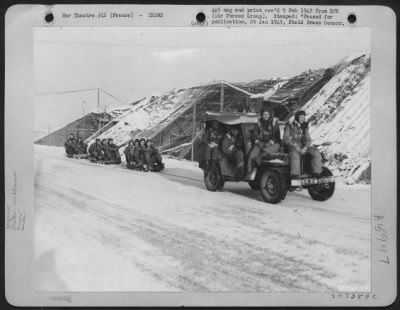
[
  {"left": 203, "top": 120, "right": 224, "bottom": 170},
  {"left": 283, "top": 110, "right": 322, "bottom": 178},
  {"left": 246, "top": 108, "right": 281, "bottom": 175},
  {"left": 221, "top": 125, "right": 245, "bottom": 178}
]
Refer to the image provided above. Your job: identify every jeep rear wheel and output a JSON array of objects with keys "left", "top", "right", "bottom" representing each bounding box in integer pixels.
[
  {"left": 308, "top": 167, "right": 335, "bottom": 201},
  {"left": 260, "top": 170, "right": 287, "bottom": 204},
  {"left": 204, "top": 166, "right": 224, "bottom": 191}
]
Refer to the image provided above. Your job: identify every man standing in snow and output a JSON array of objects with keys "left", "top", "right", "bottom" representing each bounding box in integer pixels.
[{"left": 283, "top": 110, "right": 322, "bottom": 178}]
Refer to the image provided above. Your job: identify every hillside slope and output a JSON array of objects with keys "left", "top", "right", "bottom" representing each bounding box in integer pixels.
[
  {"left": 35, "top": 112, "right": 114, "bottom": 147},
  {"left": 302, "top": 53, "right": 371, "bottom": 183}
]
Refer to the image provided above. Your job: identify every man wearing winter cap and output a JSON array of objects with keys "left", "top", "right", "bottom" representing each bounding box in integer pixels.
[
  {"left": 221, "top": 125, "right": 245, "bottom": 178},
  {"left": 107, "top": 138, "right": 121, "bottom": 164},
  {"left": 124, "top": 140, "right": 136, "bottom": 165},
  {"left": 100, "top": 138, "right": 111, "bottom": 161},
  {"left": 88, "top": 138, "right": 102, "bottom": 160},
  {"left": 247, "top": 107, "right": 281, "bottom": 175},
  {"left": 64, "top": 133, "right": 77, "bottom": 156},
  {"left": 76, "top": 137, "right": 88, "bottom": 154},
  {"left": 283, "top": 110, "right": 322, "bottom": 178},
  {"left": 138, "top": 138, "right": 148, "bottom": 170},
  {"left": 146, "top": 139, "right": 164, "bottom": 171}
]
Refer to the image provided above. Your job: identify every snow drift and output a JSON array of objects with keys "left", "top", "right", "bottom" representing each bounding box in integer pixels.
[{"left": 303, "top": 53, "right": 371, "bottom": 183}]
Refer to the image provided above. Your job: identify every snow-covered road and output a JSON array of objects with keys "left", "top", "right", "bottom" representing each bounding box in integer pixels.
[{"left": 34, "top": 145, "right": 371, "bottom": 292}]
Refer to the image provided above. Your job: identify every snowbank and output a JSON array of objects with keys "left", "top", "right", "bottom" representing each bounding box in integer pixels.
[{"left": 303, "top": 53, "right": 371, "bottom": 183}]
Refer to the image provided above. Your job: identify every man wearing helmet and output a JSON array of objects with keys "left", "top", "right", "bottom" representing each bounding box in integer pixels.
[{"left": 283, "top": 110, "right": 322, "bottom": 178}]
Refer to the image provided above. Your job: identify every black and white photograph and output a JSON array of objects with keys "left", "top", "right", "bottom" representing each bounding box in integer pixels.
[
  {"left": 4, "top": 3, "right": 397, "bottom": 307},
  {"left": 33, "top": 26, "right": 372, "bottom": 292}
]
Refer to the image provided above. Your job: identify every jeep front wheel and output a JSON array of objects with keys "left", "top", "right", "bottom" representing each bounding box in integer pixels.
[
  {"left": 260, "top": 170, "right": 287, "bottom": 204},
  {"left": 308, "top": 167, "right": 335, "bottom": 201}
]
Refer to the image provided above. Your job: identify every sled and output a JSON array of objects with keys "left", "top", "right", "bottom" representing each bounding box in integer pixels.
[
  {"left": 73, "top": 154, "right": 88, "bottom": 160},
  {"left": 102, "top": 159, "right": 122, "bottom": 165},
  {"left": 67, "top": 153, "right": 88, "bottom": 159},
  {"left": 126, "top": 163, "right": 164, "bottom": 172},
  {"left": 150, "top": 163, "right": 165, "bottom": 172},
  {"left": 90, "top": 158, "right": 121, "bottom": 165},
  {"left": 126, "top": 163, "right": 142, "bottom": 170},
  {"left": 89, "top": 159, "right": 108, "bottom": 165}
]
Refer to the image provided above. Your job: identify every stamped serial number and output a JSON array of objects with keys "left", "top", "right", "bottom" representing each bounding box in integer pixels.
[{"left": 148, "top": 12, "right": 163, "bottom": 18}]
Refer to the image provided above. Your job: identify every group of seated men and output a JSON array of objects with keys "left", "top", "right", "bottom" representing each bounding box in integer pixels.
[
  {"left": 200, "top": 109, "right": 322, "bottom": 179},
  {"left": 65, "top": 134, "right": 164, "bottom": 171},
  {"left": 88, "top": 138, "right": 122, "bottom": 163},
  {"left": 123, "top": 138, "right": 164, "bottom": 171},
  {"left": 199, "top": 120, "right": 245, "bottom": 177},
  {"left": 64, "top": 133, "right": 88, "bottom": 156}
]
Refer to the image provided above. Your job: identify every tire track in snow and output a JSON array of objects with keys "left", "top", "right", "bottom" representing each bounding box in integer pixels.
[
  {"left": 34, "top": 147, "right": 370, "bottom": 291},
  {"left": 36, "top": 182, "right": 334, "bottom": 291}
]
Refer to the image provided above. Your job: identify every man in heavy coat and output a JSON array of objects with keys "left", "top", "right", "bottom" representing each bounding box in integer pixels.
[
  {"left": 203, "top": 120, "right": 224, "bottom": 168},
  {"left": 76, "top": 137, "right": 88, "bottom": 154},
  {"left": 247, "top": 108, "right": 281, "bottom": 174},
  {"left": 107, "top": 138, "right": 121, "bottom": 163},
  {"left": 137, "top": 138, "right": 148, "bottom": 170},
  {"left": 64, "top": 133, "right": 76, "bottom": 156},
  {"left": 132, "top": 139, "right": 144, "bottom": 169},
  {"left": 221, "top": 126, "right": 245, "bottom": 178},
  {"left": 124, "top": 140, "right": 136, "bottom": 165},
  {"left": 100, "top": 139, "right": 110, "bottom": 160},
  {"left": 283, "top": 110, "right": 322, "bottom": 177},
  {"left": 144, "top": 139, "right": 164, "bottom": 171},
  {"left": 88, "top": 138, "right": 102, "bottom": 160}
]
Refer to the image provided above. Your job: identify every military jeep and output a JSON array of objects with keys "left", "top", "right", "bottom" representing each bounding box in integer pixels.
[{"left": 199, "top": 112, "right": 335, "bottom": 204}]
